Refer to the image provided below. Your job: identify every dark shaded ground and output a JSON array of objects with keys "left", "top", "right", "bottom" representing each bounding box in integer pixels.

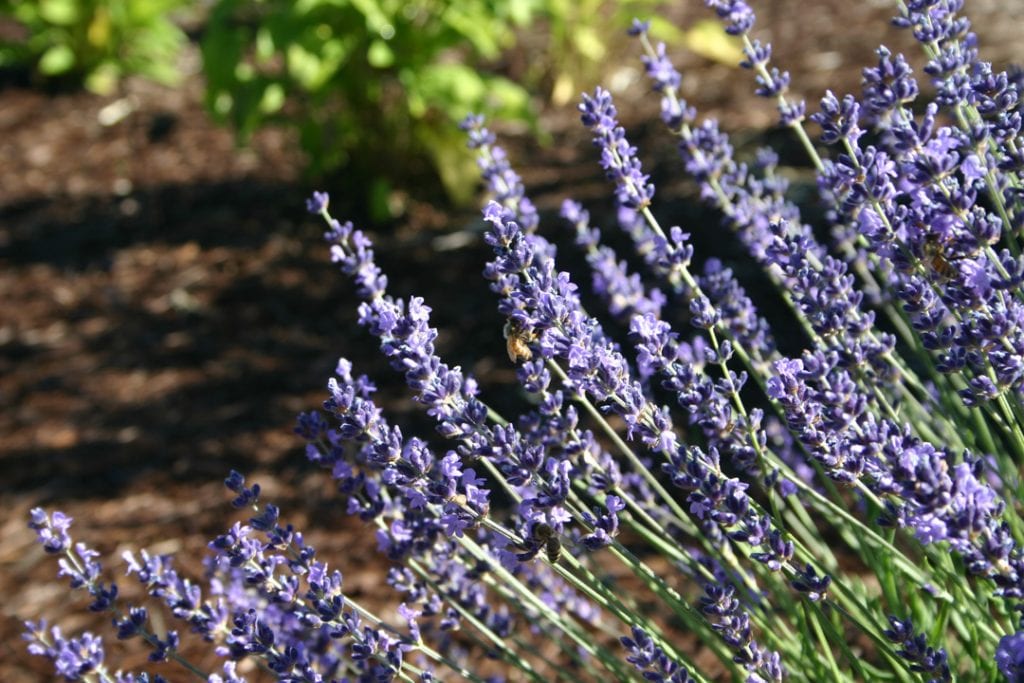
[{"left": 2, "top": 2, "right": 1021, "bottom": 680}]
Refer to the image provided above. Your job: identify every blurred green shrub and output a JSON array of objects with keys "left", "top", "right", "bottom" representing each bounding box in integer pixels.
[
  {"left": 0, "top": 0, "right": 188, "bottom": 94},
  {"left": 201, "top": 0, "right": 540, "bottom": 215},
  {"left": 531, "top": 0, "right": 671, "bottom": 107}
]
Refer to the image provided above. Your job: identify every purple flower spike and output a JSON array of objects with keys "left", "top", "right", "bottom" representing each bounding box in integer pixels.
[
  {"left": 579, "top": 88, "right": 656, "bottom": 211},
  {"left": 884, "top": 616, "right": 951, "bottom": 682}
]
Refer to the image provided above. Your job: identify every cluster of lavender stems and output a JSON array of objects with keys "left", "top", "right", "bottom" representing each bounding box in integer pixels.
[{"left": 23, "top": 0, "right": 1024, "bottom": 681}]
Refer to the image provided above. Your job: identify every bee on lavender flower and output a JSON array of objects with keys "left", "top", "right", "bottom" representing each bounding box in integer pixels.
[
  {"left": 517, "top": 522, "right": 562, "bottom": 564},
  {"left": 544, "top": 535, "right": 562, "bottom": 563},
  {"left": 921, "top": 233, "right": 960, "bottom": 281},
  {"left": 533, "top": 522, "right": 563, "bottom": 564},
  {"left": 503, "top": 318, "right": 535, "bottom": 363}
]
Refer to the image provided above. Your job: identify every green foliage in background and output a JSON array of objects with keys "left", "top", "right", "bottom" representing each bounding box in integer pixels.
[
  {"left": 201, "top": 0, "right": 541, "bottom": 214},
  {"left": 0, "top": 0, "right": 188, "bottom": 94},
  {"left": 532, "top": 0, "right": 672, "bottom": 107},
  {"left": 0, "top": 0, "right": 681, "bottom": 217}
]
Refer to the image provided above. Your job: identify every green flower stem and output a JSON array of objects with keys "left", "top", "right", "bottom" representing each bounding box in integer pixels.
[
  {"left": 382, "top": 529, "right": 556, "bottom": 681},
  {"left": 468, "top": 510, "right": 715, "bottom": 679},
  {"left": 546, "top": 358, "right": 761, "bottom": 593},
  {"left": 488, "top": 394, "right": 777, "bottom": 645},
  {"left": 242, "top": 529, "right": 474, "bottom": 683},
  {"left": 558, "top": 493, "right": 772, "bottom": 675},
  {"left": 803, "top": 601, "right": 852, "bottom": 681},
  {"left": 723, "top": 35, "right": 971, "bottom": 441},
  {"left": 359, "top": 484, "right": 606, "bottom": 681},
  {"left": 481, "top": 401, "right": 757, "bottom": 675},
  {"left": 457, "top": 532, "right": 642, "bottom": 682},
  {"left": 552, "top": 319, "right": 912, "bottom": 678}
]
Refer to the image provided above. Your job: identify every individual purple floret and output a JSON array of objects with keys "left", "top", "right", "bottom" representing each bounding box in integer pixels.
[
  {"left": 29, "top": 507, "right": 72, "bottom": 554},
  {"left": 703, "top": 0, "right": 754, "bottom": 36},
  {"left": 860, "top": 46, "right": 919, "bottom": 127}
]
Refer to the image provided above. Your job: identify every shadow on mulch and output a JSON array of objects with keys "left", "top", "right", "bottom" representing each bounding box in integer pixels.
[{"left": 0, "top": 173, "right": 513, "bottom": 680}]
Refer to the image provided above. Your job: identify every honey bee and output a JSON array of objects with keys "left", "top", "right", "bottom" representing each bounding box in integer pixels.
[
  {"left": 515, "top": 522, "right": 562, "bottom": 563},
  {"left": 544, "top": 536, "right": 562, "bottom": 564},
  {"left": 531, "top": 522, "right": 562, "bottom": 564},
  {"left": 503, "top": 319, "right": 534, "bottom": 364},
  {"left": 530, "top": 521, "right": 554, "bottom": 541},
  {"left": 921, "top": 233, "right": 971, "bottom": 281},
  {"left": 921, "top": 232, "right": 974, "bottom": 280}
]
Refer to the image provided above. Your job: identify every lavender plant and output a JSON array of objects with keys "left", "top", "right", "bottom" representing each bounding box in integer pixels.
[{"left": 23, "top": 0, "right": 1024, "bottom": 681}]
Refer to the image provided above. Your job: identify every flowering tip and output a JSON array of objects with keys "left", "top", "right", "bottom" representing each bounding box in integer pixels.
[
  {"left": 306, "top": 191, "right": 329, "bottom": 214},
  {"left": 628, "top": 18, "right": 650, "bottom": 36}
]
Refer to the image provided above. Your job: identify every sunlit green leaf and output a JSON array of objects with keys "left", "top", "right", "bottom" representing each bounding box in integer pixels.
[
  {"left": 259, "top": 82, "right": 286, "bottom": 113},
  {"left": 38, "top": 43, "right": 75, "bottom": 74},
  {"left": 683, "top": 18, "right": 744, "bottom": 67},
  {"left": 367, "top": 38, "right": 394, "bottom": 68},
  {"left": 572, "top": 26, "right": 605, "bottom": 62},
  {"left": 38, "top": 0, "right": 78, "bottom": 26}
]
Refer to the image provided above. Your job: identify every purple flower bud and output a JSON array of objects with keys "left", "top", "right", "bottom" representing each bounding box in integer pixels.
[{"left": 305, "top": 190, "right": 329, "bottom": 214}]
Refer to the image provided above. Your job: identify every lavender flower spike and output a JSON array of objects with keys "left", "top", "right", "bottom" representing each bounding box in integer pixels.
[{"left": 579, "top": 87, "right": 656, "bottom": 212}]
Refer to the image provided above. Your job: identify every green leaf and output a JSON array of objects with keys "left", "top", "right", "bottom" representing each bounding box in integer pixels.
[
  {"left": 287, "top": 43, "right": 323, "bottom": 89},
  {"left": 86, "top": 6, "right": 112, "bottom": 49},
  {"left": 256, "top": 26, "right": 276, "bottom": 61},
  {"left": 506, "top": 0, "right": 538, "bottom": 27},
  {"left": 38, "top": 0, "right": 78, "bottom": 26},
  {"left": 38, "top": 43, "right": 75, "bottom": 75},
  {"left": 441, "top": 6, "right": 504, "bottom": 59},
  {"left": 349, "top": 0, "right": 391, "bottom": 33},
  {"left": 683, "top": 18, "right": 744, "bottom": 67},
  {"left": 84, "top": 62, "right": 119, "bottom": 94},
  {"left": 259, "top": 82, "right": 286, "bottom": 114},
  {"left": 416, "top": 122, "right": 477, "bottom": 206},
  {"left": 572, "top": 26, "right": 605, "bottom": 62},
  {"left": 367, "top": 38, "right": 393, "bottom": 68},
  {"left": 480, "top": 75, "right": 531, "bottom": 118},
  {"left": 646, "top": 15, "right": 687, "bottom": 46},
  {"left": 415, "top": 63, "right": 486, "bottom": 109}
]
